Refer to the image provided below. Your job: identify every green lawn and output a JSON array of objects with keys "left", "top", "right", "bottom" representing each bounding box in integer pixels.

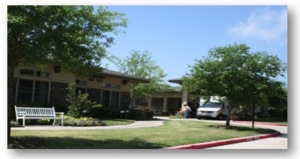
[
  {"left": 103, "top": 119, "right": 135, "bottom": 126},
  {"left": 11, "top": 120, "right": 277, "bottom": 149}
]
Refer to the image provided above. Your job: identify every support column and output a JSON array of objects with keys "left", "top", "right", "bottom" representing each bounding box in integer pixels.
[
  {"left": 163, "top": 97, "right": 168, "bottom": 116},
  {"left": 181, "top": 88, "right": 189, "bottom": 109}
]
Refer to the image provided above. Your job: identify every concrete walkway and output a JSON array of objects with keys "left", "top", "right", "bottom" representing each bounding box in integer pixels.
[{"left": 12, "top": 120, "right": 164, "bottom": 130}]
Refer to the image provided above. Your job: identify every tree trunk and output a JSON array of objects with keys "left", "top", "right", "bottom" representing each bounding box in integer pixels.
[
  {"left": 226, "top": 101, "right": 231, "bottom": 128},
  {"left": 252, "top": 104, "right": 256, "bottom": 129},
  {"left": 8, "top": 34, "right": 18, "bottom": 143},
  {"left": 7, "top": 52, "right": 16, "bottom": 142}
]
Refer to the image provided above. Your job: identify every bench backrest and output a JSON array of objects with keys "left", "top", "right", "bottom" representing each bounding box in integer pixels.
[{"left": 15, "top": 106, "right": 56, "bottom": 117}]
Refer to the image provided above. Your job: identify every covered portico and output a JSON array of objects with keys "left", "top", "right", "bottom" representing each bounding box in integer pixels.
[
  {"left": 148, "top": 78, "right": 194, "bottom": 116},
  {"left": 168, "top": 78, "right": 189, "bottom": 106}
]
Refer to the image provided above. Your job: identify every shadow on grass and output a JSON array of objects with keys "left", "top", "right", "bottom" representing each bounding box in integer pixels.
[
  {"left": 9, "top": 136, "right": 165, "bottom": 149},
  {"left": 205, "top": 124, "right": 277, "bottom": 134}
]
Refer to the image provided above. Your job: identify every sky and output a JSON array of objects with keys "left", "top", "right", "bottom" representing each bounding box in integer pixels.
[{"left": 100, "top": 6, "right": 288, "bottom": 86}]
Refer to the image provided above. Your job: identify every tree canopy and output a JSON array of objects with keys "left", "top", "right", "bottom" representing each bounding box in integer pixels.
[
  {"left": 8, "top": 6, "right": 127, "bottom": 75},
  {"left": 183, "top": 44, "right": 286, "bottom": 127},
  {"left": 116, "top": 50, "right": 167, "bottom": 107},
  {"left": 7, "top": 6, "right": 127, "bottom": 139}
]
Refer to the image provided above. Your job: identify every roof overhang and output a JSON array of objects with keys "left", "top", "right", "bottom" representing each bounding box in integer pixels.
[
  {"left": 168, "top": 78, "right": 183, "bottom": 85},
  {"left": 95, "top": 69, "right": 150, "bottom": 84}
]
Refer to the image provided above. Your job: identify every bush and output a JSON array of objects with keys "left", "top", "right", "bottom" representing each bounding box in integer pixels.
[
  {"left": 66, "top": 82, "right": 101, "bottom": 118},
  {"left": 87, "top": 107, "right": 121, "bottom": 119},
  {"left": 169, "top": 111, "right": 184, "bottom": 119},
  {"left": 13, "top": 119, "right": 56, "bottom": 126},
  {"left": 10, "top": 120, "right": 22, "bottom": 127},
  {"left": 127, "top": 109, "right": 154, "bottom": 119},
  {"left": 86, "top": 107, "right": 154, "bottom": 120},
  {"left": 231, "top": 107, "right": 252, "bottom": 120},
  {"left": 57, "top": 115, "right": 105, "bottom": 126}
]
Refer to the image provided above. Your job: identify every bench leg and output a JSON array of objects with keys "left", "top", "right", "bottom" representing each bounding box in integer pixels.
[
  {"left": 53, "top": 120, "right": 56, "bottom": 126},
  {"left": 23, "top": 119, "right": 25, "bottom": 127},
  {"left": 61, "top": 118, "right": 64, "bottom": 126}
]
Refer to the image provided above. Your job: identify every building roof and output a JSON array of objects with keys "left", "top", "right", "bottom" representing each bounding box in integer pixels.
[
  {"left": 95, "top": 69, "right": 150, "bottom": 83},
  {"left": 168, "top": 78, "right": 183, "bottom": 84}
]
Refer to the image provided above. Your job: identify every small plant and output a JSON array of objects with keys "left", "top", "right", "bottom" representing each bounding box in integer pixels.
[
  {"left": 169, "top": 111, "right": 184, "bottom": 119},
  {"left": 65, "top": 82, "right": 101, "bottom": 118},
  {"left": 57, "top": 115, "right": 105, "bottom": 126}
]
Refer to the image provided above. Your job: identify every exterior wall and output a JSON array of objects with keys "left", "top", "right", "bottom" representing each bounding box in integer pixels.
[
  {"left": 148, "top": 92, "right": 183, "bottom": 115},
  {"left": 13, "top": 63, "right": 132, "bottom": 110},
  {"left": 167, "top": 98, "right": 182, "bottom": 115}
]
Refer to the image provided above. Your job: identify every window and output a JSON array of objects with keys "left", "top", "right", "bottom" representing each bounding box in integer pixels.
[
  {"left": 102, "top": 83, "right": 120, "bottom": 89},
  {"left": 102, "top": 91, "right": 110, "bottom": 108},
  {"left": 20, "top": 69, "right": 34, "bottom": 76},
  {"left": 111, "top": 91, "right": 120, "bottom": 108},
  {"left": 17, "top": 79, "right": 49, "bottom": 104},
  {"left": 102, "top": 83, "right": 111, "bottom": 88},
  {"left": 17, "top": 79, "right": 33, "bottom": 103},
  {"left": 76, "top": 79, "right": 87, "bottom": 85},
  {"left": 151, "top": 98, "right": 164, "bottom": 107},
  {"left": 111, "top": 84, "right": 121, "bottom": 89},
  {"left": 34, "top": 81, "right": 49, "bottom": 103},
  {"left": 36, "top": 71, "right": 50, "bottom": 78}
]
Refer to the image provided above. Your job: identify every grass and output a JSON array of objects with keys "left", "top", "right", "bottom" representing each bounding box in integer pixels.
[
  {"left": 10, "top": 120, "right": 277, "bottom": 149},
  {"left": 103, "top": 119, "right": 135, "bottom": 126}
]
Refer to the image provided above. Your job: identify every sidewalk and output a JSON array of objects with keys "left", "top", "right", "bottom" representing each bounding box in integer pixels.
[
  {"left": 164, "top": 132, "right": 281, "bottom": 149},
  {"left": 11, "top": 120, "right": 164, "bottom": 130},
  {"left": 231, "top": 120, "right": 288, "bottom": 126}
]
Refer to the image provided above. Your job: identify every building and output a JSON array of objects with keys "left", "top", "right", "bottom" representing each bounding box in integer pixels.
[
  {"left": 148, "top": 78, "right": 199, "bottom": 116},
  {"left": 13, "top": 62, "right": 150, "bottom": 111}
]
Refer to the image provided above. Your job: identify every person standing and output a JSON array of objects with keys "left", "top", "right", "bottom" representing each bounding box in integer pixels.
[{"left": 183, "top": 102, "right": 191, "bottom": 119}]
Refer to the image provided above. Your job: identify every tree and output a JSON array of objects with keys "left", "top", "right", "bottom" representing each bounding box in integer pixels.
[
  {"left": 116, "top": 50, "right": 166, "bottom": 107},
  {"left": 183, "top": 44, "right": 286, "bottom": 128},
  {"left": 8, "top": 6, "right": 127, "bottom": 139},
  {"left": 65, "top": 82, "right": 102, "bottom": 118}
]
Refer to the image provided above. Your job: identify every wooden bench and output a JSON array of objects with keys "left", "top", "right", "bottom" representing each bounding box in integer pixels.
[{"left": 15, "top": 106, "right": 64, "bottom": 126}]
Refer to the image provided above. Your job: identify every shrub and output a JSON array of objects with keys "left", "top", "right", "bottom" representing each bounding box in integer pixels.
[
  {"left": 231, "top": 107, "right": 252, "bottom": 120},
  {"left": 169, "top": 111, "right": 184, "bottom": 119},
  {"left": 13, "top": 119, "right": 54, "bottom": 126},
  {"left": 57, "top": 115, "right": 105, "bottom": 126},
  {"left": 86, "top": 107, "right": 154, "bottom": 120},
  {"left": 127, "top": 109, "right": 154, "bottom": 119},
  {"left": 65, "top": 82, "right": 101, "bottom": 118},
  {"left": 10, "top": 120, "right": 22, "bottom": 127}
]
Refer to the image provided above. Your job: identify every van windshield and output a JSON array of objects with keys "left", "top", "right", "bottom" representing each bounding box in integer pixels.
[{"left": 201, "top": 102, "right": 222, "bottom": 108}]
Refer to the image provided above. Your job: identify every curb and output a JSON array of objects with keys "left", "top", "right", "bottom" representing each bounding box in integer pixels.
[
  {"left": 164, "top": 132, "right": 281, "bottom": 149},
  {"left": 232, "top": 121, "right": 288, "bottom": 127}
]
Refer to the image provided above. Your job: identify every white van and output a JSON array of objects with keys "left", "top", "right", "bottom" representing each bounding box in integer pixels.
[{"left": 196, "top": 96, "right": 228, "bottom": 119}]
